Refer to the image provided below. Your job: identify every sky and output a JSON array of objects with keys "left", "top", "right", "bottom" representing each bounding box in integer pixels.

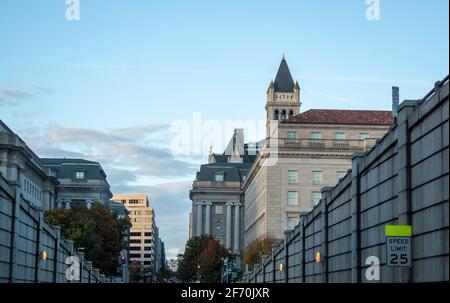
[{"left": 0, "top": 0, "right": 449, "bottom": 259}]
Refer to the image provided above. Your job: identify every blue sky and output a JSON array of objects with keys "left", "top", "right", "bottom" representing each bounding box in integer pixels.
[{"left": 0, "top": 0, "right": 448, "bottom": 259}]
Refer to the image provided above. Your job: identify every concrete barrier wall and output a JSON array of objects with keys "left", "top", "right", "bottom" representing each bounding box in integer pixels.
[
  {"left": 246, "top": 77, "right": 449, "bottom": 283},
  {"left": 0, "top": 176, "right": 121, "bottom": 283}
]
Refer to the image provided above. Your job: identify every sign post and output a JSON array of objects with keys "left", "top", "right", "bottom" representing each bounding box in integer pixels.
[{"left": 385, "top": 225, "right": 412, "bottom": 267}]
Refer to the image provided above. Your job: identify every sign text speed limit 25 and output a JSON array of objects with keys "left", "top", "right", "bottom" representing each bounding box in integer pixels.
[{"left": 385, "top": 225, "right": 412, "bottom": 267}]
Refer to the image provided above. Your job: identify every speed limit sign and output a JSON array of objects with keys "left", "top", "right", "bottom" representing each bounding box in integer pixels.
[{"left": 385, "top": 225, "right": 412, "bottom": 267}]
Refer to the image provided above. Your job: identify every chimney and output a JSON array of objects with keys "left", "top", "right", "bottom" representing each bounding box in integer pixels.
[{"left": 392, "top": 86, "right": 400, "bottom": 119}]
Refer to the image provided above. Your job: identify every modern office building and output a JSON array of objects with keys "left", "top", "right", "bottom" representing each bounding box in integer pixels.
[
  {"left": 243, "top": 57, "right": 395, "bottom": 247},
  {"left": 154, "top": 227, "right": 167, "bottom": 274},
  {"left": 41, "top": 158, "right": 113, "bottom": 209},
  {"left": 111, "top": 194, "right": 156, "bottom": 279}
]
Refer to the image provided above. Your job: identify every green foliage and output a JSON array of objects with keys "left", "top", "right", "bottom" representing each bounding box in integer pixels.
[
  {"left": 242, "top": 236, "right": 277, "bottom": 270},
  {"left": 44, "top": 202, "right": 129, "bottom": 276},
  {"left": 177, "top": 235, "right": 230, "bottom": 283},
  {"left": 129, "top": 261, "right": 151, "bottom": 283},
  {"left": 155, "top": 265, "right": 173, "bottom": 283}
]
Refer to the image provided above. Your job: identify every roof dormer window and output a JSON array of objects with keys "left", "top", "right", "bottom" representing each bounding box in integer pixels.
[
  {"left": 214, "top": 172, "right": 224, "bottom": 182},
  {"left": 75, "top": 171, "right": 85, "bottom": 179}
]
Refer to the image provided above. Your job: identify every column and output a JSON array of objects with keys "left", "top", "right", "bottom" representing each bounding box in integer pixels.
[
  {"left": 64, "top": 199, "right": 71, "bottom": 210},
  {"left": 205, "top": 202, "right": 212, "bottom": 235},
  {"left": 225, "top": 202, "right": 233, "bottom": 250},
  {"left": 396, "top": 100, "right": 417, "bottom": 283},
  {"left": 192, "top": 202, "right": 197, "bottom": 238},
  {"left": 196, "top": 202, "right": 203, "bottom": 236},
  {"left": 350, "top": 153, "right": 364, "bottom": 283},
  {"left": 233, "top": 203, "right": 241, "bottom": 252}
]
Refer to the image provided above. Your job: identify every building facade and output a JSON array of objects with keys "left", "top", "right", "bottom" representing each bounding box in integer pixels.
[
  {"left": 189, "top": 129, "right": 257, "bottom": 253},
  {"left": 111, "top": 194, "right": 156, "bottom": 278},
  {"left": 0, "top": 120, "right": 58, "bottom": 211},
  {"left": 243, "top": 58, "right": 394, "bottom": 248},
  {"left": 154, "top": 227, "right": 166, "bottom": 274},
  {"left": 41, "top": 158, "right": 113, "bottom": 209}
]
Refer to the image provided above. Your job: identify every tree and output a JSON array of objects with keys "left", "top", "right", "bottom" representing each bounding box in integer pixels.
[
  {"left": 155, "top": 266, "right": 173, "bottom": 283},
  {"left": 177, "top": 235, "right": 230, "bottom": 283},
  {"left": 199, "top": 238, "right": 229, "bottom": 283},
  {"left": 242, "top": 236, "right": 278, "bottom": 270},
  {"left": 129, "top": 261, "right": 151, "bottom": 283},
  {"left": 44, "top": 202, "right": 129, "bottom": 276},
  {"left": 167, "top": 258, "right": 178, "bottom": 273}
]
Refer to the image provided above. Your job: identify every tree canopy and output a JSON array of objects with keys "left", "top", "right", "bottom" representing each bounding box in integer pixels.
[
  {"left": 242, "top": 236, "right": 278, "bottom": 270},
  {"left": 177, "top": 235, "right": 229, "bottom": 283},
  {"left": 44, "top": 202, "right": 131, "bottom": 276}
]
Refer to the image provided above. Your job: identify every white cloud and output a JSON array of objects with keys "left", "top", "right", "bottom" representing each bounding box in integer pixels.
[{"left": 18, "top": 124, "right": 198, "bottom": 258}]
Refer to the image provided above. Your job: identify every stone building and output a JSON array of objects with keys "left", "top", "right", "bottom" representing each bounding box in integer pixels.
[
  {"left": 0, "top": 120, "right": 58, "bottom": 211},
  {"left": 41, "top": 158, "right": 113, "bottom": 209},
  {"left": 111, "top": 194, "right": 157, "bottom": 280},
  {"left": 189, "top": 129, "right": 257, "bottom": 253},
  {"left": 243, "top": 57, "right": 395, "bottom": 248}
]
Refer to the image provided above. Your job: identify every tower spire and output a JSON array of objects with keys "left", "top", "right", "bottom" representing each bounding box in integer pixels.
[{"left": 274, "top": 56, "right": 294, "bottom": 93}]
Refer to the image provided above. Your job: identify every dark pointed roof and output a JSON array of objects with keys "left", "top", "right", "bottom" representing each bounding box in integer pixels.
[{"left": 274, "top": 56, "right": 295, "bottom": 92}]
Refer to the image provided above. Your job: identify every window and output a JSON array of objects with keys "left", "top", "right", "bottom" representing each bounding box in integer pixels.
[
  {"left": 144, "top": 232, "right": 152, "bottom": 237},
  {"left": 359, "top": 133, "right": 369, "bottom": 140},
  {"left": 312, "top": 192, "right": 322, "bottom": 207},
  {"left": 215, "top": 205, "right": 223, "bottom": 214},
  {"left": 288, "top": 110, "right": 294, "bottom": 119},
  {"left": 129, "top": 199, "right": 139, "bottom": 204},
  {"left": 287, "top": 131, "right": 297, "bottom": 140},
  {"left": 214, "top": 172, "right": 224, "bottom": 182},
  {"left": 288, "top": 170, "right": 298, "bottom": 184},
  {"left": 287, "top": 191, "right": 299, "bottom": 206},
  {"left": 75, "top": 171, "right": 85, "bottom": 179},
  {"left": 335, "top": 133, "right": 346, "bottom": 140},
  {"left": 287, "top": 217, "right": 299, "bottom": 230},
  {"left": 144, "top": 254, "right": 152, "bottom": 258},
  {"left": 144, "top": 239, "right": 152, "bottom": 244},
  {"left": 281, "top": 110, "right": 287, "bottom": 121},
  {"left": 129, "top": 254, "right": 141, "bottom": 258},
  {"left": 274, "top": 110, "right": 279, "bottom": 120},
  {"left": 336, "top": 171, "right": 347, "bottom": 183},
  {"left": 144, "top": 261, "right": 152, "bottom": 265},
  {"left": 130, "top": 239, "right": 141, "bottom": 244},
  {"left": 129, "top": 246, "right": 141, "bottom": 251},
  {"left": 312, "top": 171, "right": 322, "bottom": 185},
  {"left": 130, "top": 232, "right": 141, "bottom": 236},
  {"left": 144, "top": 247, "right": 152, "bottom": 251},
  {"left": 310, "top": 132, "right": 321, "bottom": 140}
]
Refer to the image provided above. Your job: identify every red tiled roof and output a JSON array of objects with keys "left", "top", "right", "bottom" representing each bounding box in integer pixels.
[{"left": 282, "top": 109, "right": 395, "bottom": 125}]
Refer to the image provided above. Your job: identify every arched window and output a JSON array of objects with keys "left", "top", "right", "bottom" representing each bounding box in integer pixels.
[
  {"left": 281, "top": 110, "right": 287, "bottom": 121},
  {"left": 289, "top": 110, "right": 294, "bottom": 119},
  {"left": 274, "top": 110, "right": 279, "bottom": 120}
]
